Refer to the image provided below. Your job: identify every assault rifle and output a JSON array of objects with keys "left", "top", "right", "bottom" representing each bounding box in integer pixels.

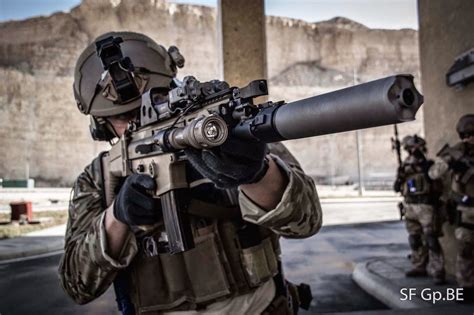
[
  {"left": 391, "top": 125, "right": 402, "bottom": 167},
  {"left": 103, "top": 74, "right": 423, "bottom": 254},
  {"left": 437, "top": 143, "right": 474, "bottom": 185},
  {"left": 391, "top": 125, "right": 404, "bottom": 219}
]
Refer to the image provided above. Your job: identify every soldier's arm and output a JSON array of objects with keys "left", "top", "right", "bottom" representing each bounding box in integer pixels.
[
  {"left": 58, "top": 162, "right": 138, "bottom": 304},
  {"left": 240, "top": 157, "right": 288, "bottom": 210},
  {"left": 238, "top": 143, "right": 322, "bottom": 238},
  {"left": 428, "top": 158, "right": 450, "bottom": 180}
]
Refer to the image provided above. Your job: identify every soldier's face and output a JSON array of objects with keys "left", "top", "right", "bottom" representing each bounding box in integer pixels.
[
  {"left": 107, "top": 111, "right": 138, "bottom": 137},
  {"left": 462, "top": 134, "right": 474, "bottom": 145}
]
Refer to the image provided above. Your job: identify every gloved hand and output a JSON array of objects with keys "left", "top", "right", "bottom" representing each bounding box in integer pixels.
[
  {"left": 184, "top": 136, "right": 268, "bottom": 188},
  {"left": 449, "top": 159, "right": 468, "bottom": 173},
  {"left": 113, "top": 174, "right": 161, "bottom": 226},
  {"left": 393, "top": 179, "right": 402, "bottom": 193}
]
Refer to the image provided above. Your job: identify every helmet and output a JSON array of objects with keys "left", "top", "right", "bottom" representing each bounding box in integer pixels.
[
  {"left": 456, "top": 114, "right": 474, "bottom": 139},
  {"left": 402, "top": 134, "right": 426, "bottom": 151},
  {"left": 73, "top": 31, "right": 184, "bottom": 117}
]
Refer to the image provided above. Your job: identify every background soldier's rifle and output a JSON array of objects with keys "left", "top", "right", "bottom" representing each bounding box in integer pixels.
[
  {"left": 102, "top": 74, "right": 423, "bottom": 254},
  {"left": 437, "top": 143, "right": 474, "bottom": 185},
  {"left": 391, "top": 125, "right": 402, "bottom": 167},
  {"left": 391, "top": 124, "right": 405, "bottom": 220}
]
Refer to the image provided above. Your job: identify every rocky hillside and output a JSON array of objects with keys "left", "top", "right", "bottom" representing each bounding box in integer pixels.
[{"left": 0, "top": 0, "right": 421, "bottom": 186}]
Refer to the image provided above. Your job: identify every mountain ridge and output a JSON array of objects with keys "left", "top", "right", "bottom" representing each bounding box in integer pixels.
[{"left": 0, "top": 0, "right": 421, "bottom": 185}]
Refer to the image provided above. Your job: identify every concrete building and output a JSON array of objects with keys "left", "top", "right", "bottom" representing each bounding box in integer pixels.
[
  {"left": 216, "top": 0, "right": 473, "bottom": 280},
  {"left": 418, "top": 0, "right": 474, "bottom": 275}
]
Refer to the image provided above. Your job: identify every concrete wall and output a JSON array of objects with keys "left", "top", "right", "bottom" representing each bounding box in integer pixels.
[
  {"left": 418, "top": 0, "right": 474, "bottom": 276},
  {"left": 0, "top": 0, "right": 422, "bottom": 186},
  {"left": 218, "top": 0, "right": 266, "bottom": 86}
]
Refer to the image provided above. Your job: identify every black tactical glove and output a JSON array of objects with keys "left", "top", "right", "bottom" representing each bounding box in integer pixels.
[
  {"left": 393, "top": 167, "right": 404, "bottom": 192},
  {"left": 184, "top": 136, "right": 268, "bottom": 188},
  {"left": 449, "top": 159, "right": 468, "bottom": 173},
  {"left": 393, "top": 179, "right": 402, "bottom": 193},
  {"left": 113, "top": 174, "right": 161, "bottom": 226}
]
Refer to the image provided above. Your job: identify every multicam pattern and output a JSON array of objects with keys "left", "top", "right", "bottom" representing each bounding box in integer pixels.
[
  {"left": 456, "top": 234, "right": 474, "bottom": 287},
  {"left": 429, "top": 143, "right": 474, "bottom": 287},
  {"left": 239, "top": 153, "right": 322, "bottom": 238},
  {"left": 59, "top": 156, "right": 139, "bottom": 304},
  {"left": 404, "top": 202, "right": 444, "bottom": 276},
  {"left": 58, "top": 143, "right": 322, "bottom": 305},
  {"left": 455, "top": 210, "right": 474, "bottom": 287}
]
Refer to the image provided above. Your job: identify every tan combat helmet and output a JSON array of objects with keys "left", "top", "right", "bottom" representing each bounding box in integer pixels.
[
  {"left": 456, "top": 114, "right": 474, "bottom": 139},
  {"left": 73, "top": 31, "right": 184, "bottom": 118},
  {"left": 402, "top": 134, "right": 426, "bottom": 152}
]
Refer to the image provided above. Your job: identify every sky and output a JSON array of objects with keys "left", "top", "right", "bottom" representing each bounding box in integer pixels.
[{"left": 0, "top": 0, "right": 418, "bottom": 29}]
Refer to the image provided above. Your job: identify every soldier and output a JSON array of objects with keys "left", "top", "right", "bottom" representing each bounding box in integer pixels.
[
  {"left": 394, "top": 135, "right": 445, "bottom": 284},
  {"left": 429, "top": 114, "right": 474, "bottom": 303},
  {"left": 58, "top": 31, "right": 322, "bottom": 314}
]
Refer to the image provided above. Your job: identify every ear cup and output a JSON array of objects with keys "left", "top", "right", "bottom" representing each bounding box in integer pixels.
[{"left": 89, "top": 116, "right": 116, "bottom": 141}]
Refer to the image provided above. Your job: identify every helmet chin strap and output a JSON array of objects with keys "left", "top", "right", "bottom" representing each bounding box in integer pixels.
[{"left": 103, "top": 118, "right": 120, "bottom": 145}]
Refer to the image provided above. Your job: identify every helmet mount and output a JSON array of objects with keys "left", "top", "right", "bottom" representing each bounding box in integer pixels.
[
  {"left": 73, "top": 31, "right": 185, "bottom": 141},
  {"left": 95, "top": 36, "right": 141, "bottom": 105}
]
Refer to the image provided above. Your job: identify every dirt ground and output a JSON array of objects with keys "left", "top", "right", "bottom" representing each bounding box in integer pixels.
[{"left": 0, "top": 210, "right": 68, "bottom": 239}]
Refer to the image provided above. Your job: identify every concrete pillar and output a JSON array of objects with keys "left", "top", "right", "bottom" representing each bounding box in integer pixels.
[
  {"left": 217, "top": 0, "right": 267, "bottom": 87},
  {"left": 418, "top": 0, "right": 474, "bottom": 275}
]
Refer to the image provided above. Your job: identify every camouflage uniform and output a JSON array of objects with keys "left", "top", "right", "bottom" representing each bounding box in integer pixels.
[
  {"left": 429, "top": 141, "right": 474, "bottom": 288},
  {"left": 395, "top": 153, "right": 445, "bottom": 278},
  {"left": 58, "top": 142, "right": 322, "bottom": 313}
]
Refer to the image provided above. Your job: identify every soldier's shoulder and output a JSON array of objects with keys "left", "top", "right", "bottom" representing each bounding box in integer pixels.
[{"left": 74, "top": 152, "right": 106, "bottom": 191}]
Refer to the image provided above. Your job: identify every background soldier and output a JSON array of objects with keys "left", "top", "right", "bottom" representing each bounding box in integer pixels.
[
  {"left": 394, "top": 135, "right": 445, "bottom": 284},
  {"left": 58, "top": 32, "right": 322, "bottom": 314},
  {"left": 429, "top": 114, "right": 474, "bottom": 303}
]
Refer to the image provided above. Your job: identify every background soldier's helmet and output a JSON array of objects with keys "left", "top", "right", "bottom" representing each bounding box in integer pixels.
[
  {"left": 456, "top": 114, "right": 474, "bottom": 139},
  {"left": 402, "top": 134, "right": 426, "bottom": 152},
  {"left": 73, "top": 31, "right": 184, "bottom": 117}
]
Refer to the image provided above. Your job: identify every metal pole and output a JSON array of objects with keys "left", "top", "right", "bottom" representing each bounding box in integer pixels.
[
  {"left": 353, "top": 68, "right": 364, "bottom": 196},
  {"left": 356, "top": 130, "right": 364, "bottom": 196}
]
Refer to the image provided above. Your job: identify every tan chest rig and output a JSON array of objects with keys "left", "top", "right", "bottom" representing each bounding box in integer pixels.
[
  {"left": 401, "top": 159, "right": 432, "bottom": 197},
  {"left": 127, "top": 200, "right": 281, "bottom": 313}
]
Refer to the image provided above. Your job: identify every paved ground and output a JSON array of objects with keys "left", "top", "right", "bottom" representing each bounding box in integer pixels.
[
  {"left": 0, "top": 220, "right": 411, "bottom": 314},
  {"left": 0, "top": 225, "right": 66, "bottom": 261},
  {"left": 282, "top": 220, "right": 408, "bottom": 314},
  {"left": 0, "top": 186, "right": 399, "bottom": 212},
  {"left": 0, "top": 198, "right": 401, "bottom": 261},
  {"left": 352, "top": 257, "right": 474, "bottom": 314}
]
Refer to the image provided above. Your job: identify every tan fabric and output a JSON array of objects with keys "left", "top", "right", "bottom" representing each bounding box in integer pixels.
[
  {"left": 239, "top": 154, "right": 322, "bottom": 238},
  {"left": 428, "top": 158, "right": 450, "bottom": 181},
  {"left": 455, "top": 224, "right": 474, "bottom": 287},
  {"left": 163, "top": 279, "right": 275, "bottom": 315},
  {"left": 58, "top": 143, "right": 321, "bottom": 311},
  {"left": 455, "top": 205, "right": 474, "bottom": 287},
  {"left": 404, "top": 202, "right": 444, "bottom": 276},
  {"left": 429, "top": 142, "right": 474, "bottom": 287},
  {"left": 58, "top": 157, "right": 138, "bottom": 304}
]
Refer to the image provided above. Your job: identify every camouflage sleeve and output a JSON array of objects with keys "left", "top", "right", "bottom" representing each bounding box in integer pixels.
[
  {"left": 428, "top": 158, "right": 450, "bottom": 180},
  {"left": 58, "top": 158, "right": 138, "bottom": 304},
  {"left": 238, "top": 143, "right": 322, "bottom": 238}
]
